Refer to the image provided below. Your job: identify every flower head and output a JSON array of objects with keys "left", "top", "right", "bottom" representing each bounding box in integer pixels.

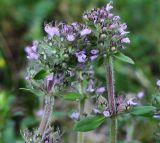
[
  {"left": 113, "top": 16, "right": 120, "bottom": 21},
  {"left": 75, "top": 51, "right": 87, "bottom": 63},
  {"left": 83, "top": 1, "right": 130, "bottom": 52},
  {"left": 66, "top": 34, "right": 75, "bottom": 41},
  {"left": 91, "top": 49, "right": 99, "bottom": 55},
  {"left": 80, "top": 28, "right": 91, "bottom": 36},
  {"left": 44, "top": 24, "right": 60, "bottom": 37},
  {"left": 103, "top": 110, "right": 110, "bottom": 117},
  {"left": 106, "top": 2, "right": 113, "bottom": 12},
  {"left": 25, "top": 41, "right": 39, "bottom": 60},
  {"left": 121, "top": 37, "right": 130, "bottom": 43},
  {"left": 119, "top": 23, "right": 127, "bottom": 31}
]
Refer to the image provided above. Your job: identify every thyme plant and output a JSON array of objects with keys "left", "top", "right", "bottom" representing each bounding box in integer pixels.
[{"left": 22, "top": 1, "right": 158, "bottom": 143}]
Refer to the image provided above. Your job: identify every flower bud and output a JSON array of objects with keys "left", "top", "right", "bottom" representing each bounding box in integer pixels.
[
  {"left": 52, "top": 50, "right": 56, "bottom": 54},
  {"left": 111, "top": 47, "right": 116, "bottom": 51},
  {"left": 102, "top": 27, "right": 107, "bottom": 32},
  {"left": 100, "top": 33, "right": 107, "bottom": 40},
  {"left": 99, "top": 42, "right": 104, "bottom": 47},
  {"left": 83, "top": 14, "right": 88, "bottom": 20},
  {"left": 63, "top": 54, "right": 69, "bottom": 58}
]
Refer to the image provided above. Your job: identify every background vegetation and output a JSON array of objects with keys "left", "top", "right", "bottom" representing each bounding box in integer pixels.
[{"left": 0, "top": 0, "right": 160, "bottom": 142}]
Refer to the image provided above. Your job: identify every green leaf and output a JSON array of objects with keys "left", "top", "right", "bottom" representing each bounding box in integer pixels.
[
  {"left": 130, "top": 106, "right": 156, "bottom": 116},
  {"left": 33, "top": 69, "right": 49, "bottom": 80},
  {"left": 19, "top": 88, "right": 44, "bottom": 97},
  {"left": 114, "top": 53, "right": 135, "bottom": 64},
  {"left": 73, "top": 116, "right": 106, "bottom": 132},
  {"left": 86, "top": 20, "right": 96, "bottom": 30},
  {"left": 62, "top": 92, "right": 82, "bottom": 101}
]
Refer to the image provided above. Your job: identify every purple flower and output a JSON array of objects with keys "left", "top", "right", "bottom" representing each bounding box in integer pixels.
[
  {"left": 103, "top": 110, "right": 110, "bottom": 117},
  {"left": 75, "top": 51, "right": 87, "bottom": 63},
  {"left": 66, "top": 34, "right": 75, "bottom": 41},
  {"left": 121, "top": 37, "right": 130, "bottom": 43},
  {"left": 119, "top": 23, "right": 127, "bottom": 31},
  {"left": 70, "top": 111, "right": 80, "bottom": 120},
  {"left": 71, "top": 22, "right": 77, "bottom": 26},
  {"left": 108, "top": 13, "right": 113, "bottom": 18},
  {"left": 156, "top": 80, "right": 160, "bottom": 87},
  {"left": 63, "top": 25, "right": 69, "bottom": 32},
  {"left": 96, "top": 87, "right": 105, "bottom": 94},
  {"left": 25, "top": 42, "right": 39, "bottom": 60},
  {"left": 44, "top": 24, "right": 60, "bottom": 37},
  {"left": 106, "top": 2, "right": 113, "bottom": 11},
  {"left": 137, "top": 91, "right": 144, "bottom": 99},
  {"left": 80, "top": 28, "right": 91, "bottom": 36},
  {"left": 113, "top": 16, "right": 120, "bottom": 21},
  {"left": 86, "top": 79, "right": 94, "bottom": 92},
  {"left": 91, "top": 49, "right": 99, "bottom": 55},
  {"left": 118, "top": 23, "right": 129, "bottom": 35},
  {"left": 90, "top": 55, "right": 98, "bottom": 61},
  {"left": 110, "top": 24, "right": 116, "bottom": 29},
  {"left": 120, "top": 31, "right": 130, "bottom": 35}
]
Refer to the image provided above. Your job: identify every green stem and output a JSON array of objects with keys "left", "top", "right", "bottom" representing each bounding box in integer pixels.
[
  {"left": 105, "top": 55, "right": 117, "bottom": 143},
  {"left": 110, "top": 116, "right": 117, "bottom": 143},
  {"left": 77, "top": 129, "right": 84, "bottom": 143}
]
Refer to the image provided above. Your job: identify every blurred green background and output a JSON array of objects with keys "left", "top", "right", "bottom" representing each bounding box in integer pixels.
[{"left": 0, "top": 0, "right": 160, "bottom": 143}]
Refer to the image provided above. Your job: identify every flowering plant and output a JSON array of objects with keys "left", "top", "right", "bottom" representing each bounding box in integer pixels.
[{"left": 21, "top": 1, "right": 158, "bottom": 143}]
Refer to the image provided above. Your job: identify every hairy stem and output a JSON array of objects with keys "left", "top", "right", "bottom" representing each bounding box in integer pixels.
[
  {"left": 38, "top": 96, "right": 54, "bottom": 138},
  {"left": 110, "top": 116, "right": 117, "bottom": 143},
  {"left": 105, "top": 55, "right": 117, "bottom": 143},
  {"left": 105, "top": 56, "right": 116, "bottom": 113}
]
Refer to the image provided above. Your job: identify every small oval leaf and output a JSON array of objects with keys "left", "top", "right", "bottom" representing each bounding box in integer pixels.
[
  {"left": 62, "top": 92, "right": 82, "bottom": 101},
  {"left": 34, "top": 69, "right": 49, "bottom": 80},
  {"left": 19, "top": 88, "right": 44, "bottom": 97},
  {"left": 114, "top": 53, "right": 135, "bottom": 64},
  {"left": 130, "top": 106, "right": 156, "bottom": 116},
  {"left": 73, "top": 115, "right": 106, "bottom": 132}
]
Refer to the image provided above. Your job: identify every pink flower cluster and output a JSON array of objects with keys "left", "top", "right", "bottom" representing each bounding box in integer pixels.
[
  {"left": 83, "top": 2, "right": 130, "bottom": 49},
  {"left": 44, "top": 22, "right": 91, "bottom": 42}
]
